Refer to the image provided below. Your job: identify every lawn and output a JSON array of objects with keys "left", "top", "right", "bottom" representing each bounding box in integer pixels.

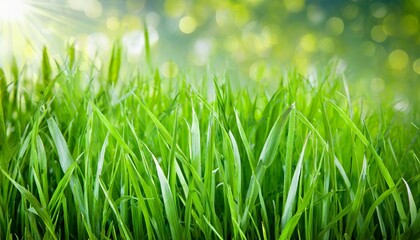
[{"left": 0, "top": 44, "right": 419, "bottom": 239}]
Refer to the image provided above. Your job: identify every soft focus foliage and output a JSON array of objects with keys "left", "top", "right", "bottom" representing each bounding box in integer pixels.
[{"left": 0, "top": 0, "right": 419, "bottom": 103}]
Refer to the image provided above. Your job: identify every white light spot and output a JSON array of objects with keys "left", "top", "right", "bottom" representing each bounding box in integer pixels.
[
  {"left": 0, "top": 0, "right": 27, "bottom": 22},
  {"left": 393, "top": 98, "right": 409, "bottom": 112},
  {"left": 192, "top": 39, "right": 212, "bottom": 65},
  {"left": 123, "top": 31, "right": 145, "bottom": 56}
]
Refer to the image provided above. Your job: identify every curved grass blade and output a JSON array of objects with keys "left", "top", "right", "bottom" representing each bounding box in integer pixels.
[
  {"left": 42, "top": 47, "right": 52, "bottom": 83},
  {"left": 403, "top": 179, "right": 417, "bottom": 227},
  {"left": 153, "top": 154, "right": 181, "bottom": 240},
  {"left": 234, "top": 110, "right": 256, "bottom": 172},
  {"left": 108, "top": 41, "right": 122, "bottom": 84},
  {"left": 191, "top": 107, "right": 201, "bottom": 177},
  {"left": 327, "top": 99, "right": 408, "bottom": 229},
  {"left": 281, "top": 132, "right": 310, "bottom": 229},
  {"left": 47, "top": 118, "right": 92, "bottom": 232},
  {"left": 241, "top": 103, "right": 295, "bottom": 230},
  {"left": 0, "top": 168, "right": 57, "bottom": 239},
  {"left": 359, "top": 185, "right": 396, "bottom": 239}
]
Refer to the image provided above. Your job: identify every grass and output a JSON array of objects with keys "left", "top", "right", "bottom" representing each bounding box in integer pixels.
[{"left": 0, "top": 45, "right": 419, "bottom": 239}]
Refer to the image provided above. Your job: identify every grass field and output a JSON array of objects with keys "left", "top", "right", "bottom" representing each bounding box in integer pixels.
[{"left": 0, "top": 45, "right": 419, "bottom": 239}]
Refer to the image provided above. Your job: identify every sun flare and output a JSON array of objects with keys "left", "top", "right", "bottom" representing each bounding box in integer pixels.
[
  {"left": 0, "top": 0, "right": 27, "bottom": 22},
  {"left": 0, "top": 0, "right": 91, "bottom": 67}
]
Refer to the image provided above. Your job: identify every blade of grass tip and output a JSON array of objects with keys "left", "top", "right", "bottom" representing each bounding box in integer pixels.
[
  {"left": 138, "top": 143, "right": 174, "bottom": 235},
  {"left": 10, "top": 57, "right": 20, "bottom": 111},
  {"left": 47, "top": 118, "right": 92, "bottom": 230},
  {"left": 153, "top": 154, "right": 181, "bottom": 240},
  {"left": 14, "top": 134, "right": 31, "bottom": 180},
  {"left": 10, "top": 56, "right": 19, "bottom": 82},
  {"left": 35, "top": 72, "right": 63, "bottom": 108},
  {"left": 94, "top": 134, "right": 109, "bottom": 200},
  {"left": 234, "top": 109, "right": 256, "bottom": 172},
  {"left": 283, "top": 108, "right": 295, "bottom": 206},
  {"left": 144, "top": 23, "right": 152, "bottom": 66},
  {"left": 191, "top": 106, "right": 202, "bottom": 177},
  {"left": 47, "top": 118, "right": 72, "bottom": 173},
  {"left": 0, "top": 168, "right": 57, "bottom": 239},
  {"left": 327, "top": 99, "right": 408, "bottom": 229},
  {"left": 90, "top": 102, "right": 134, "bottom": 156},
  {"left": 295, "top": 111, "right": 327, "bottom": 147},
  {"left": 42, "top": 47, "right": 52, "bottom": 83},
  {"left": 281, "top": 132, "right": 311, "bottom": 229},
  {"left": 334, "top": 156, "right": 351, "bottom": 191},
  {"left": 279, "top": 172, "right": 320, "bottom": 240},
  {"left": 241, "top": 103, "right": 295, "bottom": 230},
  {"left": 259, "top": 103, "right": 295, "bottom": 168},
  {"left": 403, "top": 179, "right": 417, "bottom": 227},
  {"left": 213, "top": 78, "right": 229, "bottom": 127},
  {"left": 67, "top": 42, "right": 76, "bottom": 70},
  {"left": 134, "top": 96, "right": 187, "bottom": 158},
  {"left": 263, "top": 222, "right": 268, "bottom": 240},
  {"left": 229, "top": 131, "right": 242, "bottom": 204},
  {"left": 153, "top": 69, "right": 161, "bottom": 99},
  {"left": 108, "top": 41, "right": 122, "bottom": 84}
]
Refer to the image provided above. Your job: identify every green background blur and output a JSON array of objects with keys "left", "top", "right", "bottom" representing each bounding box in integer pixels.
[{"left": 1, "top": 0, "right": 419, "bottom": 104}]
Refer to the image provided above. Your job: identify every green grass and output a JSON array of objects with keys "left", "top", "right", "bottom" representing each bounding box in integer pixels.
[{"left": 0, "top": 46, "right": 419, "bottom": 239}]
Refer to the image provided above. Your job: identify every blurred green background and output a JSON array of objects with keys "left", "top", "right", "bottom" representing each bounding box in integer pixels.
[{"left": 0, "top": 0, "right": 419, "bottom": 105}]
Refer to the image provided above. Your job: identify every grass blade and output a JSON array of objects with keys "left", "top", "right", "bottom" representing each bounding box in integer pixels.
[
  {"left": 99, "top": 178, "right": 133, "bottom": 239},
  {"left": 0, "top": 168, "right": 57, "bottom": 239},
  {"left": 47, "top": 118, "right": 92, "bottom": 231},
  {"left": 153, "top": 153, "right": 181, "bottom": 240},
  {"left": 191, "top": 107, "right": 201, "bottom": 177},
  {"left": 241, "top": 103, "right": 295, "bottom": 230},
  {"left": 108, "top": 41, "right": 122, "bottom": 84},
  {"left": 42, "top": 47, "right": 52, "bottom": 83},
  {"left": 403, "top": 179, "right": 417, "bottom": 227},
  {"left": 327, "top": 99, "right": 408, "bottom": 229},
  {"left": 281, "top": 132, "right": 310, "bottom": 229}
]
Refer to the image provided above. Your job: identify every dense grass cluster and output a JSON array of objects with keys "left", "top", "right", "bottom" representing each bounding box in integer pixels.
[{"left": 0, "top": 47, "right": 419, "bottom": 239}]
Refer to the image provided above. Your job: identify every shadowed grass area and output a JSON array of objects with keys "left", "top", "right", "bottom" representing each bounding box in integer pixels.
[{"left": 0, "top": 47, "right": 419, "bottom": 239}]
